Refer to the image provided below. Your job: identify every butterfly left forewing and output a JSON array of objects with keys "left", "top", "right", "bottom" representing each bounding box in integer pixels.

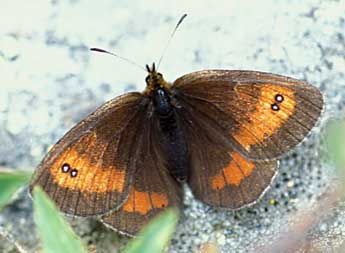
[
  {"left": 173, "top": 70, "right": 323, "bottom": 160},
  {"left": 100, "top": 116, "right": 183, "bottom": 236},
  {"left": 30, "top": 92, "right": 147, "bottom": 216}
]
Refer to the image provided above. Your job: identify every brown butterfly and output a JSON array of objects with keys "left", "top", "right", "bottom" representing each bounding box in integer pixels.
[
  {"left": 30, "top": 60, "right": 323, "bottom": 236},
  {"left": 29, "top": 16, "right": 323, "bottom": 237}
]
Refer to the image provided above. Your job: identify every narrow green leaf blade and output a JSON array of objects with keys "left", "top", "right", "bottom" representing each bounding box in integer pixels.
[
  {"left": 33, "top": 186, "right": 88, "bottom": 253},
  {"left": 326, "top": 120, "right": 345, "bottom": 170},
  {"left": 124, "top": 209, "right": 179, "bottom": 253},
  {"left": 0, "top": 171, "right": 31, "bottom": 210}
]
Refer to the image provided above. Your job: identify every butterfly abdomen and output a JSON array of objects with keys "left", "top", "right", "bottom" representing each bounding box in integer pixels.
[
  {"left": 160, "top": 113, "right": 189, "bottom": 181},
  {"left": 152, "top": 88, "right": 189, "bottom": 181}
]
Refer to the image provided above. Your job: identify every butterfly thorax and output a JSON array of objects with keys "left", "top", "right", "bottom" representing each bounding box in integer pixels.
[
  {"left": 144, "top": 63, "right": 171, "bottom": 94},
  {"left": 144, "top": 63, "right": 189, "bottom": 181},
  {"left": 144, "top": 63, "right": 174, "bottom": 117}
]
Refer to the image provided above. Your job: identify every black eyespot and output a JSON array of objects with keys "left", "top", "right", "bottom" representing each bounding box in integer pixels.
[
  {"left": 61, "top": 163, "right": 70, "bottom": 173},
  {"left": 275, "top": 94, "right": 284, "bottom": 103},
  {"left": 70, "top": 169, "right": 78, "bottom": 177},
  {"left": 271, "top": 104, "right": 280, "bottom": 111}
]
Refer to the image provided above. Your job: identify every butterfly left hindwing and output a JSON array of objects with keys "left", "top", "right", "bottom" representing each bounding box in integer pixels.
[{"left": 101, "top": 116, "right": 183, "bottom": 236}]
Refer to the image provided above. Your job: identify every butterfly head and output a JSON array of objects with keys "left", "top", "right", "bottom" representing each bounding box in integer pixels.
[{"left": 144, "top": 63, "right": 171, "bottom": 95}]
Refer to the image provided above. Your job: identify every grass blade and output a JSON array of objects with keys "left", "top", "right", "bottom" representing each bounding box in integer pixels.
[
  {"left": 124, "top": 208, "right": 179, "bottom": 253},
  {"left": 326, "top": 120, "right": 345, "bottom": 170},
  {"left": 0, "top": 171, "right": 31, "bottom": 210},
  {"left": 33, "top": 186, "right": 88, "bottom": 253}
]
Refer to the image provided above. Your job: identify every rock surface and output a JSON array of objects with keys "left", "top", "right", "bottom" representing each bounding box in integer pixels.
[{"left": 1, "top": 0, "right": 345, "bottom": 252}]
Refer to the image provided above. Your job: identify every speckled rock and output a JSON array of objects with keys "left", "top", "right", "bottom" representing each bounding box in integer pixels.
[{"left": 1, "top": 0, "right": 344, "bottom": 252}]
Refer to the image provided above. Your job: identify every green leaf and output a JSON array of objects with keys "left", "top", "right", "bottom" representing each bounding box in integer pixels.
[
  {"left": 33, "top": 186, "right": 88, "bottom": 253},
  {"left": 124, "top": 209, "right": 179, "bottom": 253},
  {"left": 0, "top": 171, "right": 31, "bottom": 210},
  {"left": 326, "top": 120, "right": 345, "bottom": 170}
]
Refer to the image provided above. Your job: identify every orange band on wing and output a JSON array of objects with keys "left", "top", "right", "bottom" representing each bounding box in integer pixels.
[
  {"left": 50, "top": 133, "right": 126, "bottom": 193},
  {"left": 233, "top": 85, "right": 296, "bottom": 151},
  {"left": 211, "top": 175, "right": 226, "bottom": 190},
  {"left": 211, "top": 152, "right": 255, "bottom": 189},
  {"left": 122, "top": 188, "right": 168, "bottom": 215}
]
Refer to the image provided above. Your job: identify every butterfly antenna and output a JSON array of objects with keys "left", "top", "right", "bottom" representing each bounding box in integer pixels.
[
  {"left": 90, "top": 47, "right": 146, "bottom": 72},
  {"left": 157, "top": 13, "right": 188, "bottom": 69}
]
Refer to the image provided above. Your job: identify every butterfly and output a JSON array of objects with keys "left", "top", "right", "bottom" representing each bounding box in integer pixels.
[{"left": 29, "top": 57, "right": 323, "bottom": 236}]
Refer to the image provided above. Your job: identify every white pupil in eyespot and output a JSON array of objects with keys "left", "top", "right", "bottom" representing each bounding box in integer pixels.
[
  {"left": 275, "top": 95, "right": 284, "bottom": 102},
  {"left": 71, "top": 170, "right": 78, "bottom": 177},
  {"left": 62, "top": 164, "right": 70, "bottom": 172},
  {"left": 272, "top": 104, "right": 279, "bottom": 111}
]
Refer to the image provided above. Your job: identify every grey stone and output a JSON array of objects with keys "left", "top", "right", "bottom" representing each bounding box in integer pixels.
[{"left": 1, "top": 0, "right": 344, "bottom": 252}]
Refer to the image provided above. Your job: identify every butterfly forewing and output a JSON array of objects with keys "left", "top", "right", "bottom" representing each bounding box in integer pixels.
[
  {"left": 173, "top": 70, "right": 323, "bottom": 160},
  {"left": 30, "top": 92, "right": 149, "bottom": 216}
]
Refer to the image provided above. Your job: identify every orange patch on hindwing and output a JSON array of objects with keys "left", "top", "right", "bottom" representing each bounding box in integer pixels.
[
  {"left": 122, "top": 188, "right": 168, "bottom": 215},
  {"left": 233, "top": 85, "right": 296, "bottom": 151},
  {"left": 50, "top": 133, "right": 126, "bottom": 193},
  {"left": 211, "top": 175, "right": 226, "bottom": 190},
  {"left": 211, "top": 152, "right": 255, "bottom": 189}
]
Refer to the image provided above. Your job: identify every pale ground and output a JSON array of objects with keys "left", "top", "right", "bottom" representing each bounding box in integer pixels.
[{"left": 1, "top": 0, "right": 345, "bottom": 252}]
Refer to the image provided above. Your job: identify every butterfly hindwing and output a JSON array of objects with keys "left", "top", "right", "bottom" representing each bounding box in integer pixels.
[
  {"left": 30, "top": 92, "right": 148, "bottom": 216},
  {"left": 177, "top": 105, "right": 277, "bottom": 209},
  {"left": 173, "top": 70, "right": 323, "bottom": 160},
  {"left": 101, "top": 116, "right": 183, "bottom": 236}
]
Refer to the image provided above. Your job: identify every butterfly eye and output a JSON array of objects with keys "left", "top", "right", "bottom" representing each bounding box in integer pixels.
[
  {"left": 145, "top": 76, "right": 150, "bottom": 83},
  {"left": 157, "top": 73, "right": 163, "bottom": 78}
]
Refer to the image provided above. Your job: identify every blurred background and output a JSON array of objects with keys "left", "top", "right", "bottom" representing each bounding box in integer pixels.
[{"left": 1, "top": 0, "right": 345, "bottom": 252}]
